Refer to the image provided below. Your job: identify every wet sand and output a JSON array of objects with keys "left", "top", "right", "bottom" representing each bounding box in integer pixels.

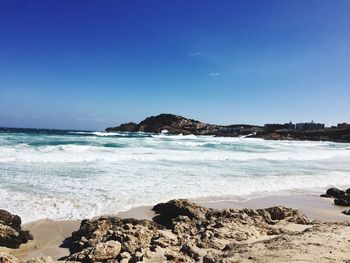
[
  {"left": 0, "top": 219, "right": 80, "bottom": 260},
  {"left": 0, "top": 194, "right": 349, "bottom": 260}
]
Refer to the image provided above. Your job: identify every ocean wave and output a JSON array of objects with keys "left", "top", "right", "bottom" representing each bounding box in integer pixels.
[
  {"left": 1, "top": 131, "right": 350, "bottom": 222},
  {"left": 69, "top": 131, "right": 152, "bottom": 138},
  {"left": 1, "top": 169, "right": 350, "bottom": 223},
  {"left": 0, "top": 142, "right": 349, "bottom": 163},
  {"left": 69, "top": 131, "right": 127, "bottom": 137}
]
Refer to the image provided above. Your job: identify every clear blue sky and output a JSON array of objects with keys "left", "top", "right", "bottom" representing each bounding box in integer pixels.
[{"left": 1, "top": 0, "right": 349, "bottom": 130}]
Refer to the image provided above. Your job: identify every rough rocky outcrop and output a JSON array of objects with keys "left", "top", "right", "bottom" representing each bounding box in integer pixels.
[
  {"left": 320, "top": 188, "right": 350, "bottom": 215},
  {"left": 342, "top": 210, "right": 350, "bottom": 215},
  {"left": 152, "top": 199, "right": 206, "bottom": 227},
  {"left": 0, "top": 253, "right": 20, "bottom": 263},
  {"left": 334, "top": 196, "right": 350, "bottom": 206},
  {"left": 137, "top": 114, "right": 203, "bottom": 135},
  {"left": 0, "top": 254, "right": 78, "bottom": 263},
  {"left": 324, "top": 188, "right": 346, "bottom": 198},
  {"left": 3, "top": 199, "right": 350, "bottom": 262},
  {"left": 63, "top": 199, "right": 310, "bottom": 262},
  {"left": 106, "top": 122, "right": 138, "bottom": 133},
  {"left": 106, "top": 114, "right": 262, "bottom": 136},
  {"left": 67, "top": 240, "right": 121, "bottom": 262},
  {"left": 0, "top": 210, "right": 32, "bottom": 249}
]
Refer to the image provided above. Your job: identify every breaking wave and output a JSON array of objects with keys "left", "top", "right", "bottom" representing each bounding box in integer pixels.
[{"left": 0, "top": 129, "right": 350, "bottom": 222}]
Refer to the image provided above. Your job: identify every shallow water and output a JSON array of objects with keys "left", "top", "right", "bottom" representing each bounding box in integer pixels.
[{"left": 1, "top": 128, "right": 350, "bottom": 222}]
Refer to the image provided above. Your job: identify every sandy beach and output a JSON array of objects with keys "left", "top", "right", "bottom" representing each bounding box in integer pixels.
[
  {"left": 1, "top": 193, "right": 349, "bottom": 262},
  {"left": 198, "top": 194, "right": 350, "bottom": 222}
]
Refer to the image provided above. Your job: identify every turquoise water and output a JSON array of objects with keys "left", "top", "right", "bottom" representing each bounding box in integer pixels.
[{"left": 1, "top": 128, "right": 350, "bottom": 222}]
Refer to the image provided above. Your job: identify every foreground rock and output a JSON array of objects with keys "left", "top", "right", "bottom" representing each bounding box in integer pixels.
[
  {"left": 4, "top": 199, "right": 350, "bottom": 262},
  {"left": 324, "top": 188, "right": 346, "bottom": 198},
  {"left": 0, "top": 210, "right": 32, "bottom": 249},
  {"left": 62, "top": 199, "right": 350, "bottom": 262},
  {"left": 320, "top": 188, "right": 350, "bottom": 214},
  {"left": 64, "top": 200, "right": 312, "bottom": 262},
  {"left": 0, "top": 254, "right": 78, "bottom": 263}
]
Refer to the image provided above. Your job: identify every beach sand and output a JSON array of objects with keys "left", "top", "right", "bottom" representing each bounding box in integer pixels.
[
  {"left": 0, "top": 194, "right": 349, "bottom": 261},
  {"left": 0, "top": 219, "right": 80, "bottom": 260},
  {"left": 197, "top": 194, "right": 350, "bottom": 222}
]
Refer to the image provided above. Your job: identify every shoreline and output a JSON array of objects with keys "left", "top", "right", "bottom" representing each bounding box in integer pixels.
[
  {"left": 115, "top": 193, "right": 350, "bottom": 223},
  {"left": 1, "top": 193, "right": 349, "bottom": 260},
  {"left": 198, "top": 194, "right": 350, "bottom": 222},
  {"left": 11, "top": 190, "right": 350, "bottom": 225}
]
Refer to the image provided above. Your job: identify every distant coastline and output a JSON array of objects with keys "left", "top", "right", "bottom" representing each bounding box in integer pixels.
[
  {"left": 106, "top": 113, "right": 350, "bottom": 143},
  {"left": 0, "top": 127, "right": 92, "bottom": 134}
]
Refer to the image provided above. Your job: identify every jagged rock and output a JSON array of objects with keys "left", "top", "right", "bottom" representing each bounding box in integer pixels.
[
  {"left": 27, "top": 256, "right": 80, "bottom": 263},
  {"left": 64, "top": 199, "right": 312, "bottom": 262},
  {"left": 91, "top": 240, "right": 121, "bottom": 261},
  {"left": 203, "top": 251, "right": 221, "bottom": 263},
  {"left": 3, "top": 199, "right": 350, "bottom": 262},
  {"left": 118, "top": 251, "right": 131, "bottom": 263},
  {"left": 137, "top": 114, "right": 201, "bottom": 134},
  {"left": 0, "top": 210, "right": 33, "bottom": 248},
  {"left": 68, "top": 240, "right": 121, "bottom": 262},
  {"left": 152, "top": 199, "right": 206, "bottom": 227},
  {"left": 0, "top": 254, "right": 74, "bottom": 263},
  {"left": 66, "top": 217, "right": 161, "bottom": 262},
  {"left": 0, "top": 210, "right": 21, "bottom": 229},
  {"left": 0, "top": 253, "right": 20, "bottom": 263},
  {"left": 180, "top": 242, "right": 203, "bottom": 261},
  {"left": 334, "top": 195, "right": 350, "bottom": 206},
  {"left": 326, "top": 188, "right": 345, "bottom": 198},
  {"left": 258, "top": 206, "right": 310, "bottom": 224},
  {"left": 320, "top": 187, "right": 350, "bottom": 209},
  {"left": 342, "top": 210, "right": 350, "bottom": 215},
  {"left": 26, "top": 257, "right": 56, "bottom": 263},
  {"left": 129, "top": 250, "right": 143, "bottom": 263},
  {"left": 106, "top": 122, "right": 138, "bottom": 132}
]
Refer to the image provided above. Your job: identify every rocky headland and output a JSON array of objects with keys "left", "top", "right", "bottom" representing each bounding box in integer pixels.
[
  {"left": 106, "top": 114, "right": 262, "bottom": 137},
  {"left": 2, "top": 199, "right": 350, "bottom": 262},
  {"left": 105, "top": 113, "right": 350, "bottom": 142}
]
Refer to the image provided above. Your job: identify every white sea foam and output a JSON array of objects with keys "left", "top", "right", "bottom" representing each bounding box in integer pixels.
[
  {"left": 69, "top": 131, "right": 127, "bottom": 136},
  {"left": 0, "top": 131, "right": 349, "bottom": 222},
  {"left": 0, "top": 142, "right": 348, "bottom": 163}
]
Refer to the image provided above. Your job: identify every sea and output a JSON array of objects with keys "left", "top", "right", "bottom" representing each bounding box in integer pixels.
[{"left": 1, "top": 127, "right": 350, "bottom": 222}]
